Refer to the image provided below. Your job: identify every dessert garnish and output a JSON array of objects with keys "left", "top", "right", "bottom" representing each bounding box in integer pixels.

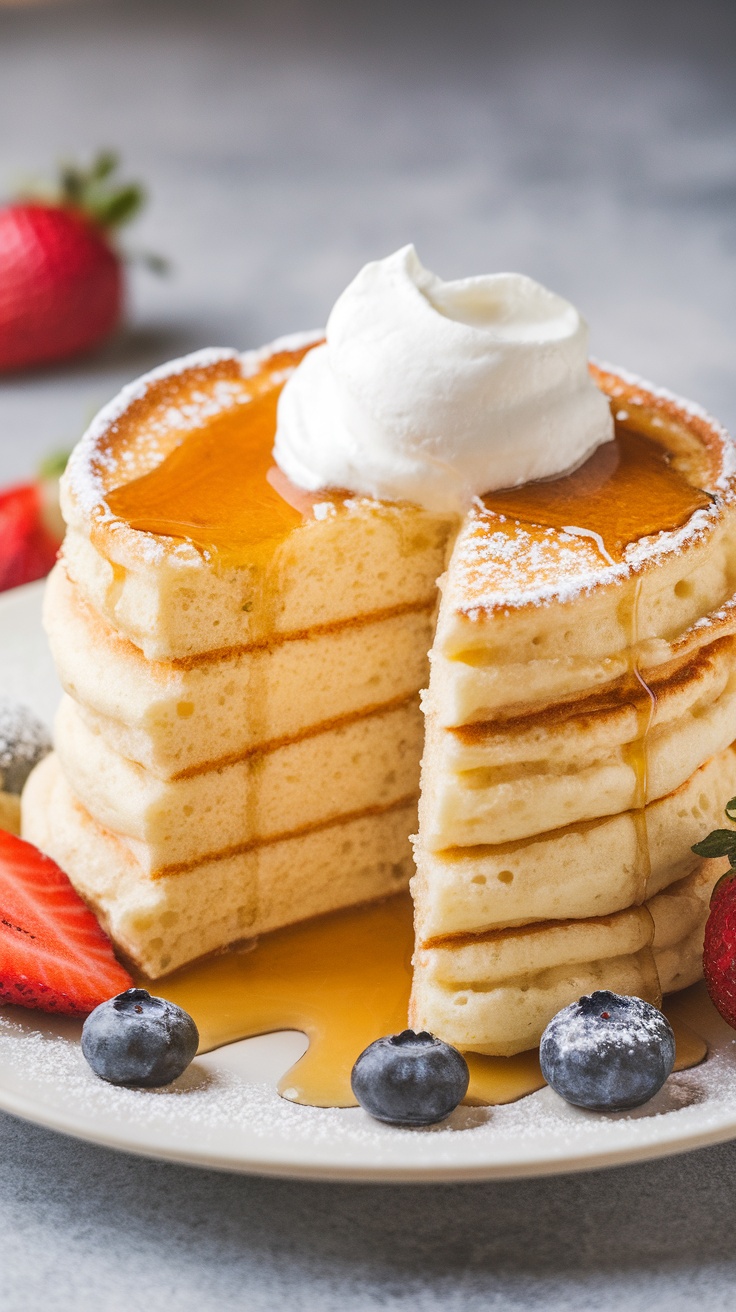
[
  {"left": 0, "top": 830, "right": 132, "bottom": 1015},
  {"left": 81, "top": 988, "right": 199, "bottom": 1088},
  {"left": 0, "top": 150, "right": 161, "bottom": 373},
  {"left": 274, "top": 244, "right": 613, "bottom": 512},
  {"left": 692, "top": 799, "right": 736, "bottom": 1028},
  {"left": 0, "top": 452, "right": 69, "bottom": 593},
  {"left": 691, "top": 797, "right": 736, "bottom": 882},
  {"left": 350, "top": 1029, "right": 469, "bottom": 1126},
  {"left": 0, "top": 697, "right": 52, "bottom": 796},
  {"left": 539, "top": 991, "right": 676, "bottom": 1112},
  {"left": 0, "top": 698, "right": 52, "bottom": 835}
]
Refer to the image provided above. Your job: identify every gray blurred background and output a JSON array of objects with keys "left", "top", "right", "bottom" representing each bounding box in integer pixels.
[
  {"left": 1, "top": 0, "right": 736, "bottom": 479},
  {"left": 3, "top": 2, "right": 736, "bottom": 1309}
]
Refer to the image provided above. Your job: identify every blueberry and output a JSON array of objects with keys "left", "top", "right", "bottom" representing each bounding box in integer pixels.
[
  {"left": 351, "top": 1029, "right": 469, "bottom": 1126},
  {"left": 81, "top": 988, "right": 199, "bottom": 1087},
  {"left": 0, "top": 697, "right": 52, "bottom": 795},
  {"left": 539, "top": 990, "right": 675, "bottom": 1112}
]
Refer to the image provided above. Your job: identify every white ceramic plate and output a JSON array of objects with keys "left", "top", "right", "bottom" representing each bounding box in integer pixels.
[{"left": 4, "top": 580, "right": 736, "bottom": 1182}]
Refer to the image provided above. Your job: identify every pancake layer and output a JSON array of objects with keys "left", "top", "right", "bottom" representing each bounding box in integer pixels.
[
  {"left": 413, "top": 743, "right": 736, "bottom": 940},
  {"left": 24, "top": 754, "right": 415, "bottom": 978},
  {"left": 410, "top": 861, "right": 722, "bottom": 1056},
  {"left": 46, "top": 563, "right": 434, "bottom": 777}
]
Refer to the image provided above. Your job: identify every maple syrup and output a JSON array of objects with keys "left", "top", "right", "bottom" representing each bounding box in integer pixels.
[
  {"left": 146, "top": 892, "right": 545, "bottom": 1107},
  {"left": 148, "top": 891, "right": 705, "bottom": 1106},
  {"left": 112, "top": 368, "right": 712, "bottom": 1107},
  {"left": 482, "top": 425, "right": 710, "bottom": 563},
  {"left": 105, "top": 347, "right": 332, "bottom": 567}
]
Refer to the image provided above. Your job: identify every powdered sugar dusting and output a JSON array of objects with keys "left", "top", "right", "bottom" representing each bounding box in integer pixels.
[
  {"left": 691, "top": 594, "right": 736, "bottom": 635},
  {"left": 454, "top": 511, "right": 630, "bottom": 617},
  {"left": 65, "top": 348, "right": 242, "bottom": 521},
  {"left": 0, "top": 696, "right": 52, "bottom": 794},
  {"left": 455, "top": 498, "right": 723, "bottom": 617},
  {"left": 240, "top": 329, "right": 324, "bottom": 378},
  {"left": 541, "top": 993, "right": 673, "bottom": 1064},
  {"left": 64, "top": 334, "right": 324, "bottom": 529},
  {"left": 593, "top": 358, "right": 736, "bottom": 487},
  {"left": 3, "top": 1008, "right": 736, "bottom": 1178},
  {"left": 451, "top": 358, "right": 734, "bottom": 618}
]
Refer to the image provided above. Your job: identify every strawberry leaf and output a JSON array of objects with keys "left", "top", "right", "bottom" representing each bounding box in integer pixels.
[
  {"left": 725, "top": 797, "right": 736, "bottom": 823},
  {"left": 89, "top": 150, "right": 118, "bottom": 182},
  {"left": 692, "top": 829, "right": 736, "bottom": 859},
  {"left": 90, "top": 184, "right": 145, "bottom": 229},
  {"left": 21, "top": 151, "right": 147, "bottom": 232},
  {"left": 59, "top": 164, "right": 85, "bottom": 205}
]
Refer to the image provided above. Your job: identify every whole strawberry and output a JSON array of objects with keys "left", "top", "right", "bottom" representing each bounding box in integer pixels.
[
  {"left": 692, "top": 799, "right": 736, "bottom": 1028},
  {"left": 0, "top": 151, "right": 146, "bottom": 373}
]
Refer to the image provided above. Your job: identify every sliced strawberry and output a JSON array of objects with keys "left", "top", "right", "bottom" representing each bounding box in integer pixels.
[
  {"left": 0, "top": 481, "right": 61, "bottom": 592},
  {"left": 0, "top": 830, "right": 132, "bottom": 1016}
]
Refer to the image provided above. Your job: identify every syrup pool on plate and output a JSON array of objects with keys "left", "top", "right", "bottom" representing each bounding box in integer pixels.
[{"left": 145, "top": 892, "right": 707, "bottom": 1108}]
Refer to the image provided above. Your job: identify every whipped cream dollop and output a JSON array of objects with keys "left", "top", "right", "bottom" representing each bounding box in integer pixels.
[{"left": 273, "top": 245, "right": 614, "bottom": 513}]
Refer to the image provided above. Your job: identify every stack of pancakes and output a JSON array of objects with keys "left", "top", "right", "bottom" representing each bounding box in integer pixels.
[
  {"left": 411, "top": 366, "right": 736, "bottom": 1054},
  {"left": 22, "top": 342, "right": 736, "bottom": 1058},
  {"left": 23, "top": 341, "right": 453, "bottom": 977}
]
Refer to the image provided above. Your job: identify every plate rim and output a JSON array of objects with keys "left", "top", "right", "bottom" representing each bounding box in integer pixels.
[{"left": 4, "top": 1069, "right": 736, "bottom": 1183}]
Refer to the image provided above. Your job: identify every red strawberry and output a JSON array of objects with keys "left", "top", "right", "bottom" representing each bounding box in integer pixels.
[
  {"left": 703, "top": 874, "right": 736, "bottom": 1029},
  {"left": 0, "top": 480, "right": 60, "bottom": 592},
  {"left": 692, "top": 802, "right": 736, "bottom": 1027},
  {"left": 0, "top": 829, "right": 132, "bottom": 1016},
  {"left": 0, "top": 452, "right": 69, "bottom": 592},
  {"left": 0, "top": 151, "right": 149, "bottom": 373}
]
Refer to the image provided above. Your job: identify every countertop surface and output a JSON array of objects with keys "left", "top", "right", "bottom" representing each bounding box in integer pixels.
[{"left": 2, "top": 1, "right": 736, "bottom": 1307}]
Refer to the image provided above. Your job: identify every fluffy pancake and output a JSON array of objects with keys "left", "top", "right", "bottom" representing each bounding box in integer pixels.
[
  {"left": 436, "top": 367, "right": 736, "bottom": 676},
  {"left": 60, "top": 338, "right": 454, "bottom": 661},
  {"left": 28, "top": 338, "right": 454, "bottom": 974},
  {"left": 412, "top": 742, "right": 736, "bottom": 939},
  {"left": 420, "top": 651, "right": 736, "bottom": 849},
  {"left": 410, "top": 861, "right": 723, "bottom": 1056},
  {"left": 55, "top": 692, "right": 421, "bottom": 873},
  {"left": 46, "top": 562, "right": 434, "bottom": 777},
  {"left": 23, "top": 753, "right": 416, "bottom": 978},
  {"left": 24, "top": 337, "right": 736, "bottom": 1042}
]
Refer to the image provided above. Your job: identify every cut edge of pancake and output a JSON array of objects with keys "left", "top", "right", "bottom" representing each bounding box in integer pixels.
[
  {"left": 409, "top": 859, "right": 722, "bottom": 1057},
  {"left": 22, "top": 753, "right": 417, "bottom": 979}
]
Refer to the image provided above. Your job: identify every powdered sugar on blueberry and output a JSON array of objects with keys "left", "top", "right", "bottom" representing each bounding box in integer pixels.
[{"left": 0, "top": 696, "right": 52, "bottom": 795}]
